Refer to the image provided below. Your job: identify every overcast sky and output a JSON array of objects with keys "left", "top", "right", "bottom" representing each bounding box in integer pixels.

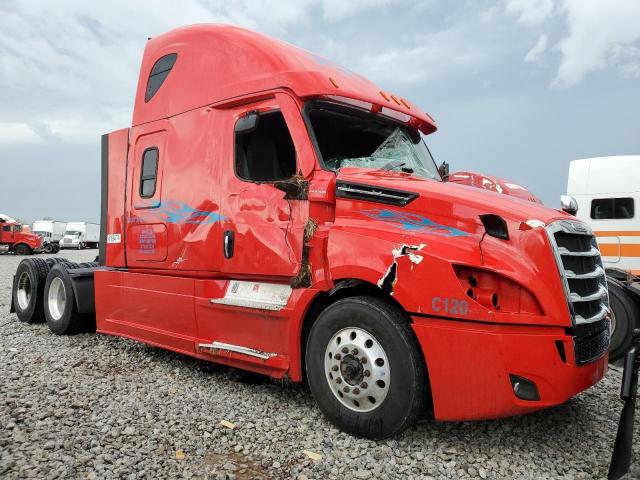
[{"left": 1, "top": 0, "right": 639, "bottom": 224}]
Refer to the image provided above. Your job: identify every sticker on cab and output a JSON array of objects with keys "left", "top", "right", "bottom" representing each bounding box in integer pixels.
[{"left": 106, "top": 233, "right": 121, "bottom": 244}]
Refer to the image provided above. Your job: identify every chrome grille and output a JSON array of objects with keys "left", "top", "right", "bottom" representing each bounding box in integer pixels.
[{"left": 546, "top": 220, "right": 609, "bottom": 326}]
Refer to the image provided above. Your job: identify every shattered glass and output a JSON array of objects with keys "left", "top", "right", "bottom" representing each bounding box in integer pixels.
[{"left": 327, "top": 128, "right": 439, "bottom": 180}]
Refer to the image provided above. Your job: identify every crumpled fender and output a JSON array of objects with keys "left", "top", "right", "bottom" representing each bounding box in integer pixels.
[{"left": 327, "top": 219, "right": 571, "bottom": 327}]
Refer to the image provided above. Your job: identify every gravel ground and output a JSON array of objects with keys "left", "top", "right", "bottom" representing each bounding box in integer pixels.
[{"left": 1, "top": 250, "right": 639, "bottom": 479}]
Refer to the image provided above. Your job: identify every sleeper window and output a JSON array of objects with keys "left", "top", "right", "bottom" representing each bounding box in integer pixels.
[
  {"left": 591, "top": 197, "right": 634, "bottom": 219},
  {"left": 235, "top": 111, "right": 296, "bottom": 182},
  {"left": 145, "top": 53, "right": 177, "bottom": 102},
  {"left": 140, "top": 148, "right": 159, "bottom": 198}
]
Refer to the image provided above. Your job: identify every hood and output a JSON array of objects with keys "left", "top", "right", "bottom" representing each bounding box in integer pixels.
[{"left": 336, "top": 168, "right": 569, "bottom": 232}]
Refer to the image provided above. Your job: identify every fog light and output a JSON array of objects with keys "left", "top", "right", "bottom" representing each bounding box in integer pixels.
[{"left": 509, "top": 374, "right": 540, "bottom": 401}]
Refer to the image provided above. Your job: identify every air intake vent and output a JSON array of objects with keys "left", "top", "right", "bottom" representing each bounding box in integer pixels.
[{"left": 335, "top": 182, "right": 418, "bottom": 206}]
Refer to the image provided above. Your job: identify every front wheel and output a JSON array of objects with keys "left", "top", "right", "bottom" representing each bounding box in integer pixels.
[
  {"left": 14, "top": 244, "right": 32, "bottom": 255},
  {"left": 306, "top": 296, "right": 428, "bottom": 439},
  {"left": 608, "top": 281, "right": 639, "bottom": 362},
  {"left": 43, "top": 244, "right": 54, "bottom": 254}
]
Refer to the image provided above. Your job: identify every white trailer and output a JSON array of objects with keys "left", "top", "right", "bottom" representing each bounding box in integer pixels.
[
  {"left": 32, "top": 220, "right": 67, "bottom": 253},
  {"left": 60, "top": 222, "right": 100, "bottom": 249},
  {"left": 566, "top": 155, "right": 640, "bottom": 361}
]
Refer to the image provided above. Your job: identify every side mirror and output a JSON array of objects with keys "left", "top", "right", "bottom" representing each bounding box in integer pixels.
[
  {"left": 438, "top": 161, "right": 449, "bottom": 181},
  {"left": 560, "top": 195, "right": 579, "bottom": 215},
  {"left": 235, "top": 111, "right": 259, "bottom": 134},
  {"left": 274, "top": 174, "right": 309, "bottom": 200}
]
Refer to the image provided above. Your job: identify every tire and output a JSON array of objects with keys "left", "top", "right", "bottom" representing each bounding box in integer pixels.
[
  {"left": 43, "top": 244, "right": 54, "bottom": 254},
  {"left": 14, "top": 244, "right": 32, "bottom": 255},
  {"left": 52, "top": 244, "right": 60, "bottom": 254},
  {"left": 305, "top": 296, "right": 428, "bottom": 439},
  {"left": 12, "top": 258, "right": 50, "bottom": 323},
  {"left": 608, "top": 281, "right": 639, "bottom": 362},
  {"left": 43, "top": 264, "right": 84, "bottom": 335},
  {"left": 45, "top": 257, "right": 73, "bottom": 268}
]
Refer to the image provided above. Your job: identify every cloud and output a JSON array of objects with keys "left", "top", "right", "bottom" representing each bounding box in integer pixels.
[
  {"left": 555, "top": 0, "right": 640, "bottom": 86},
  {"left": 320, "top": 0, "right": 399, "bottom": 21},
  {"left": 524, "top": 34, "right": 548, "bottom": 62},
  {"left": 0, "top": 122, "right": 43, "bottom": 145},
  {"left": 505, "top": 0, "right": 554, "bottom": 25}
]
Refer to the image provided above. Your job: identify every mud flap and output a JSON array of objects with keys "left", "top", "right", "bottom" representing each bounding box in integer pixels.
[
  {"left": 9, "top": 275, "right": 15, "bottom": 313},
  {"left": 67, "top": 268, "right": 100, "bottom": 314},
  {"left": 609, "top": 331, "right": 640, "bottom": 480}
]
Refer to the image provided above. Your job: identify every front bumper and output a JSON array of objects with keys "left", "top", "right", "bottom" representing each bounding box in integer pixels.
[{"left": 412, "top": 316, "right": 607, "bottom": 421}]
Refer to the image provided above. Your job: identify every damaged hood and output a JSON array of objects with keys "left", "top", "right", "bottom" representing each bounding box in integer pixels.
[{"left": 336, "top": 168, "right": 570, "bottom": 231}]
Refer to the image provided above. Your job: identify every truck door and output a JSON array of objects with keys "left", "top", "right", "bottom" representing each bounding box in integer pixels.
[
  {"left": 1, "top": 224, "right": 13, "bottom": 243},
  {"left": 219, "top": 93, "right": 313, "bottom": 279}
]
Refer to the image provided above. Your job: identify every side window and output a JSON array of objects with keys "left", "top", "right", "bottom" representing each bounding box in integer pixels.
[
  {"left": 235, "top": 111, "right": 296, "bottom": 182},
  {"left": 591, "top": 197, "right": 634, "bottom": 219},
  {"left": 145, "top": 53, "right": 177, "bottom": 102},
  {"left": 2, "top": 225, "right": 10, "bottom": 232},
  {"left": 140, "top": 148, "right": 159, "bottom": 198}
]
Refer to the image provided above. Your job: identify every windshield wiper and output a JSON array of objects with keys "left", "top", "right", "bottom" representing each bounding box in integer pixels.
[{"left": 377, "top": 160, "right": 413, "bottom": 174}]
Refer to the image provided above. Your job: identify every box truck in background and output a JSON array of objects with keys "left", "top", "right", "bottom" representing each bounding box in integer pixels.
[
  {"left": 32, "top": 220, "right": 66, "bottom": 253},
  {"left": 60, "top": 222, "right": 100, "bottom": 249}
]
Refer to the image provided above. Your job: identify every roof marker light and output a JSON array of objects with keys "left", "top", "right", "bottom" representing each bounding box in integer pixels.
[
  {"left": 379, "top": 91, "right": 390, "bottom": 101},
  {"left": 390, "top": 95, "right": 402, "bottom": 106},
  {"left": 400, "top": 98, "right": 411, "bottom": 109},
  {"left": 329, "top": 77, "right": 339, "bottom": 88}
]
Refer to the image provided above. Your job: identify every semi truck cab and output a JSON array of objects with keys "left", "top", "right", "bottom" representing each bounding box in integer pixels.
[
  {"left": 11, "top": 25, "right": 610, "bottom": 439},
  {"left": 1, "top": 219, "right": 43, "bottom": 255}
]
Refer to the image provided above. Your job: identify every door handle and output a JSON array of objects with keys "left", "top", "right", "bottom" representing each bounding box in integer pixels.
[{"left": 223, "top": 230, "right": 234, "bottom": 259}]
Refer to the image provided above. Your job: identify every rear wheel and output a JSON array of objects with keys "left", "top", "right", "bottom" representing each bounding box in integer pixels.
[
  {"left": 306, "top": 296, "right": 428, "bottom": 439},
  {"left": 14, "top": 244, "right": 32, "bottom": 255},
  {"left": 608, "top": 281, "right": 639, "bottom": 362},
  {"left": 43, "top": 243, "right": 54, "bottom": 254},
  {"left": 12, "top": 258, "right": 50, "bottom": 323},
  {"left": 43, "top": 265, "right": 84, "bottom": 335}
]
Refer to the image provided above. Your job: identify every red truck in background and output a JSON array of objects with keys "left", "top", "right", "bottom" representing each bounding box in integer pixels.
[
  {"left": 448, "top": 171, "right": 543, "bottom": 204},
  {"left": 10, "top": 25, "right": 611, "bottom": 440},
  {"left": 1, "top": 218, "right": 43, "bottom": 255}
]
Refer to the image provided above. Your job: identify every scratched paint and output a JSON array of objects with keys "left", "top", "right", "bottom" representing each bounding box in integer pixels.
[
  {"left": 360, "top": 209, "right": 469, "bottom": 237},
  {"left": 130, "top": 200, "right": 224, "bottom": 224}
]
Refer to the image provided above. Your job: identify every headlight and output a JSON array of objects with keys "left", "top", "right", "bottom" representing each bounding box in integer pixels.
[{"left": 454, "top": 265, "right": 542, "bottom": 314}]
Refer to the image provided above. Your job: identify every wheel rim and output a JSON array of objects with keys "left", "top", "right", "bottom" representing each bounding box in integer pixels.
[
  {"left": 48, "top": 277, "right": 66, "bottom": 321},
  {"left": 324, "top": 327, "right": 390, "bottom": 412},
  {"left": 16, "top": 271, "right": 32, "bottom": 310},
  {"left": 609, "top": 309, "right": 617, "bottom": 337}
]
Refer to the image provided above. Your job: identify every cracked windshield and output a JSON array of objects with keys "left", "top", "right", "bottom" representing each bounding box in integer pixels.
[{"left": 308, "top": 104, "right": 441, "bottom": 181}]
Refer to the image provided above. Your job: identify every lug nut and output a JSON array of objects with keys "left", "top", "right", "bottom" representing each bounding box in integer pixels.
[
  {"left": 341, "top": 347, "right": 348, "bottom": 354},
  {"left": 353, "top": 388, "right": 360, "bottom": 395},
  {"left": 360, "top": 382, "right": 368, "bottom": 389},
  {"left": 364, "top": 370, "right": 371, "bottom": 377},
  {"left": 352, "top": 348, "right": 359, "bottom": 355},
  {"left": 343, "top": 386, "right": 350, "bottom": 393},
  {"left": 334, "top": 353, "right": 341, "bottom": 360},
  {"left": 336, "top": 377, "right": 342, "bottom": 384},
  {"left": 360, "top": 358, "right": 367, "bottom": 364},
  {"left": 331, "top": 365, "right": 338, "bottom": 371}
]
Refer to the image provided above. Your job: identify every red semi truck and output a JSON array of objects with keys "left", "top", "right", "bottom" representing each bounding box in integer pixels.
[
  {"left": 10, "top": 25, "right": 611, "bottom": 439},
  {"left": 0, "top": 218, "right": 44, "bottom": 255}
]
